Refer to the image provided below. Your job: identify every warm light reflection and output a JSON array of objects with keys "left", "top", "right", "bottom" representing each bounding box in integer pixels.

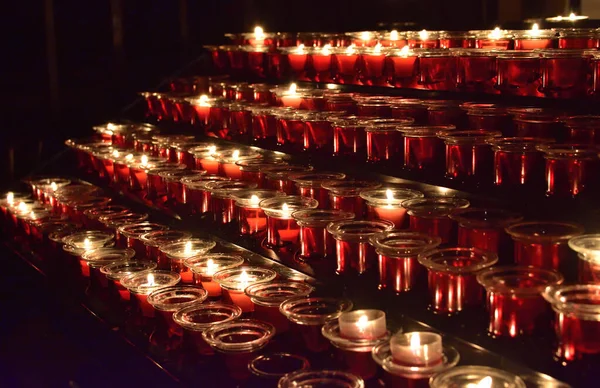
[
  {"left": 345, "top": 44, "right": 356, "bottom": 55},
  {"left": 184, "top": 241, "right": 193, "bottom": 255},
  {"left": 6, "top": 192, "right": 14, "bottom": 205},
  {"left": 208, "top": 145, "right": 217, "bottom": 155},
  {"left": 295, "top": 44, "right": 305, "bottom": 54},
  {"left": 145, "top": 273, "right": 156, "bottom": 287},
  {"left": 18, "top": 202, "right": 28, "bottom": 213},
  {"left": 489, "top": 27, "right": 502, "bottom": 40},
  {"left": 356, "top": 315, "right": 369, "bottom": 332},
  {"left": 372, "top": 43, "right": 382, "bottom": 54},
  {"left": 232, "top": 150, "right": 240, "bottom": 161},
  {"left": 288, "top": 83, "right": 298, "bottom": 95},
  {"left": 360, "top": 31, "right": 371, "bottom": 41},
  {"left": 83, "top": 238, "right": 92, "bottom": 250},
  {"left": 250, "top": 195, "right": 260, "bottom": 207},
  {"left": 112, "top": 150, "right": 120, "bottom": 158},
  {"left": 125, "top": 154, "right": 134, "bottom": 161},
  {"left": 469, "top": 376, "right": 493, "bottom": 388},
  {"left": 398, "top": 45, "right": 410, "bottom": 56},
  {"left": 390, "top": 30, "right": 399, "bottom": 41},
  {"left": 546, "top": 13, "right": 588, "bottom": 22},
  {"left": 321, "top": 44, "right": 332, "bottom": 56},
  {"left": 418, "top": 29, "right": 429, "bottom": 41},
  {"left": 107, "top": 123, "right": 117, "bottom": 131},
  {"left": 198, "top": 94, "right": 210, "bottom": 107},
  {"left": 254, "top": 26, "right": 265, "bottom": 40},
  {"left": 239, "top": 269, "right": 250, "bottom": 290},
  {"left": 281, "top": 203, "right": 291, "bottom": 218},
  {"left": 141, "top": 155, "right": 149, "bottom": 166},
  {"left": 206, "top": 259, "right": 218, "bottom": 276}
]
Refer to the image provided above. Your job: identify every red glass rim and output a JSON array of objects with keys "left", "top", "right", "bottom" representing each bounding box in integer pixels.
[
  {"left": 289, "top": 172, "right": 347, "bottom": 187},
  {"left": 556, "top": 28, "right": 599, "bottom": 37},
  {"left": 561, "top": 115, "right": 600, "bottom": 128},
  {"left": 537, "top": 143, "right": 600, "bottom": 159},
  {"left": 460, "top": 102, "right": 507, "bottom": 114},
  {"left": 539, "top": 49, "right": 592, "bottom": 58},
  {"left": 512, "top": 29, "right": 556, "bottom": 38},
  {"left": 184, "top": 253, "right": 246, "bottom": 275},
  {"left": 505, "top": 221, "right": 585, "bottom": 243},
  {"left": 399, "top": 125, "right": 457, "bottom": 137},
  {"left": 450, "top": 48, "right": 496, "bottom": 57},
  {"left": 212, "top": 266, "right": 278, "bottom": 291},
  {"left": 494, "top": 50, "right": 540, "bottom": 59},
  {"left": 98, "top": 212, "right": 149, "bottom": 227},
  {"left": 261, "top": 165, "right": 314, "bottom": 178},
  {"left": 292, "top": 209, "right": 355, "bottom": 227},
  {"left": 568, "top": 234, "right": 600, "bottom": 262},
  {"left": 373, "top": 342, "right": 459, "bottom": 379},
  {"left": 449, "top": 208, "right": 523, "bottom": 228},
  {"left": 206, "top": 181, "right": 259, "bottom": 198},
  {"left": 418, "top": 247, "right": 498, "bottom": 273},
  {"left": 159, "top": 239, "right": 217, "bottom": 258},
  {"left": 80, "top": 247, "right": 135, "bottom": 266},
  {"left": 370, "top": 231, "right": 442, "bottom": 257}
]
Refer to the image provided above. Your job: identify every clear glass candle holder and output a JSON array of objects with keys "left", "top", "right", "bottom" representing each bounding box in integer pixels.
[
  {"left": 116, "top": 222, "right": 168, "bottom": 253},
  {"left": 537, "top": 143, "right": 600, "bottom": 197},
  {"left": 158, "top": 239, "right": 216, "bottom": 282},
  {"left": 245, "top": 281, "right": 315, "bottom": 334},
  {"left": 80, "top": 247, "right": 135, "bottom": 291},
  {"left": 262, "top": 165, "right": 314, "bottom": 195},
  {"left": 418, "top": 247, "right": 498, "bottom": 313},
  {"left": 461, "top": 103, "right": 510, "bottom": 132},
  {"left": 322, "top": 180, "right": 382, "bottom": 219},
  {"left": 213, "top": 266, "right": 278, "bottom": 312},
  {"left": 400, "top": 125, "right": 455, "bottom": 171},
  {"left": 361, "top": 188, "right": 424, "bottom": 228},
  {"left": 248, "top": 353, "right": 310, "bottom": 386},
  {"left": 366, "top": 119, "right": 415, "bottom": 163},
  {"left": 472, "top": 29, "right": 513, "bottom": 49},
  {"left": 100, "top": 260, "right": 157, "bottom": 302},
  {"left": 120, "top": 270, "right": 181, "bottom": 317},
  {"left": 278, "top": 370, "right": 364, "bottom": 388},
  {"left": 454, "top": 48, "right": 498, "bottom": 94},
  {"left": 562, "top": 115, "right": 600, "bottom": 144},
  {"left": 505, "top": 221, "right": 584, "bottom": 272},
  {"left": 293, "top": 209, "right": 355, "bottom": 265},
  {"left": 450, "top": 208, "right": 522, "bottom": 256},
  {"left": 495, "top": 50, "right": 542, "bottom": 97},
  {"left": 232, "top": 189, "right": 286, "bottom": 237},
  {"left": 185, "top": 253, "right": 246, "bottom": 298},
  {"left": 403, "top": 197, "right": 470, "bottom": 244},
  {"left": 507, "top": 107, "right": 565, "bottom": 139},
  {"left": 569, "top": 234, "right": 600, "bottom": 283},
  {"left": 139, "top": 230, "right": 193, "bottom": 267},
  {"left": 275, "top": 111, "right": 306, "bottom": 150},
  {"left": 429, "top": 366, "right": 526, "bottom": 388},
  {"left": 173, "top": 303, "right": 242, "bottom": 356},
  {"left": 159, "top": 169, "right": 206, "bottom": 205},
  {"left": 280, "top": 296, "right": 353, "bottom": 353},
  {"left": 290, "top": 172, "right": 346, "bottom": 209},
  {"left": 328, "top": 220, "right": 394, "bottom": 276},
  {"left": 301, "top": 112, "right": 336, "bottom": 152},
  {"left": 98, "top": 212, "right": 149, "bottom": 231},
  {"left": 418, "top": 50, "right": 457, "bottom": 91},
  {"left": 260, "top": 196, "right": 319, "bottom": 248},
  {"left": 543, "top": 284, "right": 600, "bottom": 361},
  {"left": 206, "top": 181, "right": 258, "bottom": 224},
  {"left": 477, "top": 266, "right": 563, "bottom": 337},
  {"left": 540, "top": 50, "right": 592, "bottom": 99},
  {"left": 439, "top": 130, "right": 501, "bottom": 181},
  {"left": 390, "top": 100, "right": 428, "bottom": 124},
  {"left": 488, "top": 137, "right": 552, "bottom": 187},
  {"left": 309, "top": 46, "right": 335, "bottom": 83},
  {"left": 370, "top": 231, "right": 442, "bottom": 293},
  {"left": 217, "top": 148, "right": 262, "bottom": 179},
  {"left": 325, "top": 94, "right": 357, "bottom": 114}
]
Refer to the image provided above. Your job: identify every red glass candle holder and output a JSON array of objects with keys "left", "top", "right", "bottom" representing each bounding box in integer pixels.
[
  {"left": 513, "top": 29, "right": 556, "bottom": 50},
  {"left": 454, "top": 49, "right": 498, "bottom": 94},
  {"left": 407, "top": 30, "right": 440, "bottom": 49},
  {"left": 181, "top": 175, "right": 230, "bottom": 214},
  {"left": 371, "top": 231, "right": 441, "bottom": 293},
  {"left": 331, "top": 116, "right": 368, "bottom": 159},
  {"left": 117, "top": 222, "right": 169, "bottom": 256},
  {"left": 237, "top": 159, "right": 289, "bottom": 188},
  {"left": 568, "top": 234, "right": 600, "bottom": 283},
  {"left": 248, "top": 353, "right": 310, "bottom": 386},
  {"left": 390, "top": 100, "right": 428, "bottom": 124},
  {"left": 139, "top": 230, "right": 192, "bottom": 267},
  {"left": 290, "top": 172, "right": 346, "bottom": 209},
  {"left": 424, "top": 101, "right": 466, "bottom": 127},
  {"left": 418, "top": 247, "right": 498, "bottom": 313},
  {"left": 282, "top": 46, "right": 310, "bottom": 81},
  {"left": 80, "top": 247, "right": 135, "bottom": 292},
  {"left": 293, "top": 209, "right": 355, "bottom": 266},
  {"left": 260, "top": 195, "right": 318, "bottom": 248},
  {"left": 496, "top": 51, "right": 542, "bottom": 97},
  {"left": 347, "top": 31, "right": 380, "bottom": 47},
  {"left": 205, "top": 181, "right": 258, "bottom": 224},
  {"left": 159, "top": 239, "right": 216, "bottom": 281},
  {"left": 245, "top": 281, "right": 315, "bottom": 334},
  {"left": 373, "top": 342, "right": 459, "bottom": 388},
  {"left": 591, "top": 54, "right": 600, "bottom": 96},
  {"left": 400, "top": 125, "right": 455, "bottom": 171},
  {"left": 386, "top": 48, "right": 419, "bottom": 88},
  {"left": 62, "top": 197, "right": 112, "bottom": 226},
  {"left": 537, "top": 143, "right": 600, "bottom": 197},
  {"left": 232, "top": 190, "right": 286, "bottom": 237},
  {"left": 508, "top": 107, "right": 566, "bottom": 139},
  {"left": 488, "top": 137, "right": 552, "bottom": 187},
  {"left": 213, "top": 267, "right": 278, "bottom": 313},
  {"left": 366, "top": 120, "right": 414, "bottom": 163},
  {"left": 380, "top": 30, "right": 407, "bottom": 48},
  {"left": 461, "top": 103, "right": 510, "bottom": 132},
  {"left": 325, "top": 94, "right": 357, "bottom": 114},
  {"left": 272, "top": 85, "right": 310, "bottom": 109},
  {"left": 225, "top": 104, "right": 253, "bottom": 139},
  {"left": 356, "top": 101, "right": 392, "bottom": 118},
  {"left": 128, "top": 157, "right": 168, "bottom": 191},
  {"left": 472, "top": 29, "right": 513, "bottom": 49},
  {"left": 477, "top": 266, "right": 563, "bottom": 337},
  {"left": 279, "top": 370, "right": 363, "bottom": 388},
  {"left": 243, "top": 46, "right": 268, "bottom": 78},
  {"left": 418, "top": 50, "right": 457, "bottom": 91},
  {"left": 430, "top": 366, "right": 525, "bottom": 388},
  {"left": 439, "top": 130, "right": 501, "bottom": 181},
  {"left": 506, "top": 221, "right": 584, "bottom": 271},
  {"left": 322, "top": 180, "right": 381, "bottom": 219},
  {"left": 439, "top": 31, "right": 470, "bottom": 48},
  {"left": 327, "top": 220, "right": 394, "bottom": 276},
  {"left": 557, "top": 28, "right": 599, "bottom": 49},
  {"left": 275, "top": 111, "right": 306, "bottom": 149},
  {"left": 360, "top": 188, "right": 423, "bottom": 228},
  {"left": 185, "top": 253, "right": 245, "bottom": 298},
  {"left": 360, "top": 46, "right": 390, "bottom": 86},
  {"left": 158, "top": 169, "right": 206, "bottom": 205},
  {"left": 307, "top": 46, "right": 334, "bottom": 83},
  {"left": 173, "top": 303, "right": 242, "bottom": 356},
  {"left": 145, "top": 167, "right": 182, "bottom": 202},
  {"left": 543, "top": 284, "right": 600, "bottom": 362},
  {"left": 280, "top": 296, "right": 353, "bottom": 353},
  {"left": 450, "top": 208, "right": 522, "bottom": 256},
  {"left": 100, "top": 260, "right": 157, "bottom": 303},
  {"left": 83, "top": 205, "right": 129, "bottom": 229},
  {"left": 120, "top": 270, "right": 181, "bottom": 318},
  {"left": 332, "top": 47, "right": 361, "bottom": 84},
  {"left": 203, "top": 319, "right": 275, "bottom": 381},
  {"left": 262, "top": 165, "right": 314, "bottom": 195},
  {"left": 562, "top": 115, "right": 600, "bottom": 144},
  {"left": 539, "top": 50, "right": 592, "bottom": 99},
  {"left": 301, "top": 112, "right": 335, "bottom": 152},
  {"left": 403, "top": 197, "right": 470, "bottom": 244},
  {"left": 191, "top": 149, "right": 220, "bottom": 176}
]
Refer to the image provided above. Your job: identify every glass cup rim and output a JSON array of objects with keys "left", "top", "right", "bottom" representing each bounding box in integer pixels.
[
  {"left": 542, "top": 284, "right": 600, "bottom": 319},
  {"left": 505, "top": 221, "right": 585, "bottom": 243},
  {"left": 370, "top": 231, "right": 442, "bottom": 257},
  {"left": 158, "top": 238, "right": 217, "bottom": 258},
  {"left": 402, "top": 197, "right": 470, "bottom": 217},
  {"left": 429, "top": 365, "right": 526, "bottom": 388},
  {"left": 172, "top": 303, "right": 242, "bottom": 331},
  {"left": 327, "top": 220, "right": 395, "bottom": 241},
  {"left": 184, "top": 253, "right": 246, "bottom": 274},
  {"left": 449, "top": 207, "right": 523, "bottom": 228},
  {"left": 120, "top": 270, "right": 181, "bottom": 294},
  {"left": 117, "top": 222, "right": 169, "bottom": 239},
  {"left": 487, "top": 137, "right": 555, "bottom": 151},
  {"left": 321, "top": 180, "right": 382, "bottom": 195},
  {"left": 146, "top": 285, "right": 208, "bottom": 311},
  {"left": 418, "top": 247, "right": 498, "bottom": 273},
  {"left": 259, "top": 195, "right": 319, "bottom": 216},
  {"left": 372, "top": 342, "right": 459, "bottom": 379},
  {"left": 568, "top": 234, "right": 600, "bottom": 261},
  {"left": 292, "top": 209, "right": 355, "bottom": 227},
  {"left": 279, "top": 296, "right": 353, "bottom": 325},
  {"left": 476, "top": 265, "right": 564, "bottom": 295},
  {"left": 360, "top": 188, "right": 424, "bottom": 206},
  {"left": 212, "top": 266, "right": 278, "bottom": 291},
  {"left": 438, "top": 130, "right": 502, "bottom": 144},
  {"left": 80, "top": 247, "right": 136, "bottom": 267},
  {"left": 244, "top": 281, "right": 315, "bottom": 307},
  {"left": 277, "top": 369, "right": 364, "bottom": 388},
  {"left": 248, "top": 352, "right": 310, "bottom": 379},
  {"left": 399, "top": 125, "right": 457, "bottom": 137},
  {"left": 139, "top": 230, "right": 193, "bottom": 247},
  {"left": 288, "top": 172, "right": 346, "bottom": 186},
  {"left": 100, "top": 260, "right": 157, "bottom": 280},
  {"left": 201, "top": 319, "right": 275, "bottom": 353}
]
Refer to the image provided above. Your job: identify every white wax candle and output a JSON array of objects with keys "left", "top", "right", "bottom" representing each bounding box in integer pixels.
[
  {"left": 338, "top": 309, "right": 387, "bottom": 340},
  {"left": 390, "top": 331, "right": 443, "bottom": 366}
]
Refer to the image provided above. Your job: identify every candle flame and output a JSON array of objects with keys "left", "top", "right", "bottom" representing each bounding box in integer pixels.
[
  {"left": 410, "top": 332, "right": 421, "bottom": 349},
  {"left": 30, "top": 211, "right": 35, "bottom": 219},
  {"left": 208, "top": 145, "right": 217, "bottom": 155},
  {"left": 250, "top": 194, "right": 260, "bottom": 206},
  {"left": 531, "top": 23, "right": 539, "bottom": 31},
  {"left": 399, "top": 45, "right": 410, "bottom": 56},
  {"left": 489, "top": 27, "right": 502, "bottom": 40},
  {"left": 356, "top": 315, "right": 369, "bottom": 331},
  {"left": 6, "top": 192, "right": 14, "bottom": 205},
  {"left": 184, "top": 241, "right": 192, "bottom": 255},
  {"left": 50, "top": 181, "right": 58, "bottom": 191},
  {"left": 146, "top": 273, "right": 156, "bottom": 287},
  {"left": 83, "top": 238, "right": 92, "bottom": 250},
  {"left": 321, "top": 44, "right": 332, "bottom": 56},
  {"left": 199, "top": 94, "right": 210, "bottom": 107},
  {"left": 125, "top": 154, "right": 134, "bottom": 161},
  {"left": 107, "top": 123, "right": 117, "bottom": 130},
  {"left": 254, "top": 26, "right": 265, "bottom": 39},
  {"left": 386, "top": 189, "right": 394, "bottom": 201},
  {"left": 360, "top": 31, "right": 371, "bottom": 41},
  {"left": 390, "top": 30, "right": 399, "bottom": 41},
  {"left": 18, "top": 202, "right": 28, "bottom": 213},
  {"left": 373, "top": 43, "right": 382, "bottom": 54},
  {"left": 112, "top": 150, "right": 120, "bottom": 158},
  {"left": 288, "top": 83, "right": 297, "bottom": 95},
  {"left": 475, "top": 376, "right": 493, "bottom": 388},
  {"left": 141, "top": 155, "right": 149, "bottom": 166},
  {"left": 239, "top": 269, "right": 250, "bottom": 290},
  {"left": 232, "top": 149, "right": 240, "bottom": 161},
  {"left": 295, "top": 44, "right": 305, "bottom": 54},
  {"left": 345, "top": 44, "right": 356, "bottom": 55},
  {"left": 418, "top": 29, "right": 429, "bottom": 41},
  {"left": 569, "top": 12, "right": 576, "bottom": 20}
]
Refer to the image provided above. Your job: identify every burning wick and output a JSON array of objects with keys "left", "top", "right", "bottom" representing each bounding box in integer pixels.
[
  {"left": 530, "top": 23, "right": 540, "bottom": 37},
  {"left": 125, "top": 154, "right": 134, "bottom": 162},
  {"left": 390, "top": 30, "right": 399, "bottom": 41},
  {"left": 206, "top": 259, "right": 218, "bottom": 276},
  {"left": 466, "top": 376, "right": 493, "bottom": 388},
  {"left": 288, "top": 83, "right": 298, "bottom": 95},
  {"left": 398, "top": 45, "right": 410, "bottom": 56},
  {"left": 489, "top": 27, "right": 502, "bottom": 40},
  {"left": 345, "top": 44, "right": 356, "bottom": 55},
  {"left": 418, "top": 29, "right": 429, "bottom": 41},
  {"left": 385, "top": 189, "right": 395, "bottom": 207},
  {"left": 112, "top": 150, "right": 120, "bottom": 158},
  {"left": 141, "top": 155, "right": 149, "bottom": 167},
  {"left": 6, "top": 192, "right": 14, "bottom": 205},
  {"left": 250, "top": 194, "right": 261, "bottom": 207},
  {"left": 83, "top": 238, "right": 92, "bottom": 250},
  {"left": 107, "top": 123, "right": 117, "bottom": 130},
  {"left": 254, "top": 26, "right": 265, "bottom": 40},
  {"left": 295, "top": 44, "right": 305, "bottom": 54},
  {"left": 356, "top": 315, "right": 369, "bottom": 334},
  {"left": 321, "top": 44, "right": 332, "bottom": 56},
  {"left": 360, "top": 31, "right": 371, "bottom": 41},
  {"left": 239, "top": 269, "right": 250, "bottom": 290},
  {"left": 372, "top": 43, "right": 382, "bottom": 54},
  {"left": 184, "top": 241, "right": 193, "bottom": 255},
  {"left": 281, "top": 203, "right": 291, "bottom": 217},
  {"left": 208, "top": 145, "right": 217, "bottom": 155},
  {"left": 232, "top": 150, "right": 240, "bottom": 161},
  {"left": 145, "top": 273, "right": 156, "bottom": 287},
  {"left": 198, "top": 94, "right": 210, "bottom": 107},
  {"left": 18, "top": 202, "right": 28, "bottom": 213}
]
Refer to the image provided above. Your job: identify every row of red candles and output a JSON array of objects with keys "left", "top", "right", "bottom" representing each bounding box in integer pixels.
[
  {"left": 2, "top": 182, "right": 538, "bottom": 386},
  {"left": 141, "top": 84, "right": 600, "bottom": 198},
  {"left": 2, "top": 175, "right": 598, "bottom": 385},
  {"left": 208, "top": 44, "right": 600, "bottom": 98},
  {"left": 60, "top": 131, "right": 600, "bottom": 360}
]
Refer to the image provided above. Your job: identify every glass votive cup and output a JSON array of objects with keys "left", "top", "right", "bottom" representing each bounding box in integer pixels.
[
  {"left": 98, "top": 212, "right": 149, "bottom": 231},
  {"left": 495, "top": 50, "right": 542, "bottom": 97},
  {"left": 202, "top": 319, "right": 275, "bottom": 381},
  {"left": 361, "top": 188, "right": 424, "bottom": 228},
  {"left": 540, "top": 49, "right": 592, "bottom": 99},
  {"left": 231, "top": 189, "right": 286, "bottom": 237},
  {"left": 120, "top": 270, "right": 181, "bottom": 318},
  {"left": 325, "top": 94, "right": 357, "bottom": 114},
  {"left": 365, "top": 120, "right": 414, "bottom": 163},
  {"left": 217, "top": 148, "right": 262, "bottom": 179},
  {"left": 181, "top": 175, "right": 231, "bottom": 214},
  {"left": 260, "top": 196, "right": 319, "bottom": 248},
  {"left": 557, "top": 28, "right": 599, "bottom": 49},
  {"left": 387, "top": 48, "right": 419, "bottom": 88},
  {"left": 159, "top": 169, "right": 206, "bottom": 204},
  {"left": 453, "top": 48, "right": 498, "bottom": 93},
  {"left": 543, "top": 284, "right": 600, "bottom": 362},
  {"left": 418, "top": 50, "right": 457, "bottom": 91},
  {"left": 280, "top": 296, "right": 353, "bottom": 353},
  {"left": 245, "top": 281, "right": 315, "bottom": 334},
  {"left": 278, "top": 370, "right": 364, "bottom": 388},
  {"left": 537, "top": 143, "right": 600, "bottom": 197},
  {"left": 321, "top": 311, "right": 390, "bottom": 380},
  {"left": 513, "top": 29, "right": 556, "bottom": 50},
  {"left": 488, "top": 137, "right": 552, "bottom": 187},
  {"left": 175, "top": 141, "right": 212, "bottom": 168},
  {"left": 213, "top": 266, "right": 278, "bottom": 312},
  {"left": 190, "top": 148, "right": 220, "bottom": 175},
  {"left": 145, "top": 166, "right": 185, "bottom": 202},
  {"left": 407, "top": 30, "right": 440, "bottom": 49},
  {"left": 173, "top": 303, "right": 242, "bottom": 356},
  {"left": 100, "top": 260, "right": 157, "bottom": 302},
  {"left": 472, "top": 29, "right": 513, "bottom": 49},
  {"left": 301, "top": 112, "right": 336, "bottom": 152},
  {"left": 400, "top": 125, "right": 455, "bottom": 171},
  {"left": 227, "top": 103, "right": 253, "bottom": 138},
  {"left": 450, "top": 208, "right": 522, "bottom": 256},
  {"left": 357, "top": 102, "right": 392, "bottom": 118},
  {"left": 562, "top": 115, "right": 600, "bottom": 144},
  {"left": 289, "top": 172, "right": 346, "bottom": 209},
  {"left": 477, "top": 266, "right": 563, "bottom": 337},
  {"left": 418, "top": 247, "right": 498, "bottom": 313},
  {"left": 429, "top": 366, "right": 526, "bottom": 388},
  {"left": 327, "top": 220, "right": 394, "bottom": 276},
  {"left": 159, "top": 239, "right": 217, "bottom": 282},
  {"left": 262, "top": 165, "right": 314, "bottom": 195},
  {"left": 511, "top": 114, "right": 564, "bottom": 140},
  {"left": 332, "top": 47, "right": 361, "bottom": 85},
  {"left": 331, "top": 116, "right": 369, "bottom": 159},
  {"left": 248, "top": 353, "right": 310, "bottom": 387},
  {"left": 139, "top": 230, "right": 193, "bottom": 266},
  {"left": 275, "top": 111, "right": 306, "bottom": 150},
  {"left": 249, "top": 106, "right": 278, "bottom": 141},
  {"left": 206, "top": 181, "right": 258, "bottom": 224},
  {"left": 370, "top": 231, "right": 442, "bottom": 293},
  {"left": 30, "top": 177, "right": 71, "bottom": 203},
  {"left": 372, "top": 338, "right": 459, "bottom": 388},
  {"left": 360, "top": 47, "right": 390, "bottom": 86},
  {"left": 322, "top": 180, "right": 382, "bottom": 219},
  {"left": 390, "top": 100, "right": 428, "bottom": 124},
  {"left": 505, "top": 221, "right": 584, "bottom": 272},
  {"left": 128, "top": 158, "right": 168, "bottom": 191},
  {"left": 568, "top": 234, "right": 600, "bottom": 283},
  {"left": 62, "top": 197, "right": 112, "bottom": 224},
  {"left": 81, "top": 247, "right": 135, "bottom": 291},
  {"left": 461, "top": 103, "right": 510, "bottom": 132},
  {"left": 425, "top": 101, "right": 466, "bottom": 128},
  {"left": 439, "top": 130, "right": 501, "bottom": 182},
  {"left": 185, "top": 253, "right": 246, "bottom": 298},
  {"left": 403, "top": 197, "right": 470, "bottom": 244},
  {"left": 237, "top": 158, "right": 289, "bottom": 188},
  {"left": 282, "top": 46, "right": 310, "bottom": 81},
  {"left": 116, "top": 222, "right": 168, "bottom": 252}
]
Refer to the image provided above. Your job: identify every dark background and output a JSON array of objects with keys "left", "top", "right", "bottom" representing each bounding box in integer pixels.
[{"left": 1, "top": 0, "right": 572, "bottom": 184}]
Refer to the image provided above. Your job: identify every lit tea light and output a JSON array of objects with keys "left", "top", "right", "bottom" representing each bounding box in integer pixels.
[
  {"left": 467, "top": 376, "right": 493, "bottom": 388},
  {"left": 254, "top": 26, "right": 265, "bottom": 40},
  {"left": 6, "top": 192, "right": 14, "bottom": 205},
  {"left": 280, "top": 83, "right": 302, "bottom": 108},
  {"left": 390, "top": 30, "right": 399, "bottom": 41},
  {"left": 250, "top": 195, "right": 261, "bottom": 207},
  {"left": 141, "top": 155, "right": 149, "bottom": 166},
  {"left": 50, "top": 182, "right": 58, "bottom": 192},
  {"left": 419, "top": 29, "right": 429, "bottom": 41},
  {"left": 390, "top": 331, "right": 443, "bottom": 366},
  {"left": 488, "top": 27, "right": 503, "bottom": 40},
  {"left": 208, "top": 145, "right": 217, "bottom": 155},
  {"left": 338, "top": 309, "right": 387, "bottom": 339},
  {"left": 530, "top": 23, "right": 540, "bottom": 35},
  {"left": 372, "top": 43, "right": 382, "bottom": 54},
  {"left": 346, "top": 44, "right": 356, "bottom": 54},
  {"left": 281, "top": 203, "right": 291, "bottom": 218},
  {"left": 385, "top": 189, "right": 394, "bottom": 204},
  {"left": 184, "top": 241, "right": 192, "bottom": 255},
  {"left": 144, "top": 273, "right": 156, "bottom": 287},
  {"left": 546, "top": 12, "right": 588, "bottom": 22},
  {"left": 83, "top": 238, "right": 92, "bottom": 250},
  {"left": 112, "top": 150, "right": 120, "bottom": 158},
  {"left": 17, "top": 202, "right": 29, "bottom": 213},
  {"left": 397, "top": 45, "right": 411, "bottom": 57},
  {"left": 238, "top": 269, "right": 251, "bottom": 290},
  {"left": 125, "top": 154, "right": 134, "bottom": 162},
  {"left": 295, "top": 44, "right": 305, "bottom": 54},
  {"left": 321, "top": 44, "right": 332, "bottom": 56},
  {"left": 205, "top": 258, "right": 218, "bottom": 276}
]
